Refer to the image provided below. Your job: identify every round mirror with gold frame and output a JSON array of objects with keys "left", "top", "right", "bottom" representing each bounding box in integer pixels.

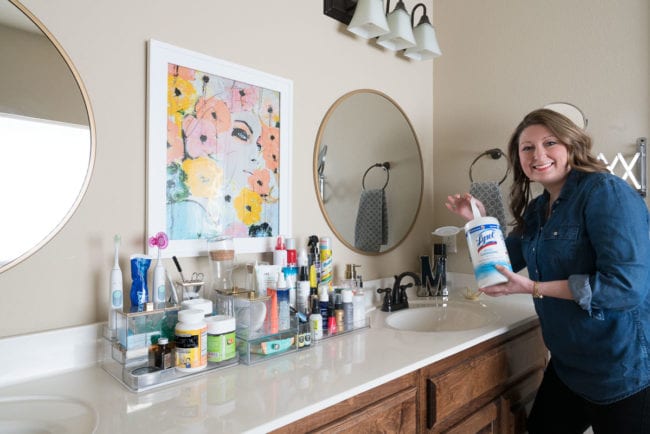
[
  {"left": 0, "top": 0, "right": 96, "bottom": 273},
  {"left": 314, "top": 89, "right": 423, "bottom": 254}
]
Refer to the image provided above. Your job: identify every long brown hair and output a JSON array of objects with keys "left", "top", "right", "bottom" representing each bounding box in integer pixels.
[{"left": 507, "top": 109, "right": 607, "bottom": 232}]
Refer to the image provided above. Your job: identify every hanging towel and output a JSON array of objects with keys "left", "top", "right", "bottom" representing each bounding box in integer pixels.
[
  {"left": 470, "top": 181, "right": 508, "bottom": 229},
  {"left": 354, "top": 188, "right": 388, "bottom": 252}
]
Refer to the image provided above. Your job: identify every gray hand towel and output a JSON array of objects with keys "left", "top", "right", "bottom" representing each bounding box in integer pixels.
[
  {"left": 354, "top": 188, "right": 388, "bottom": 252},
  {"left": 470, "top": 181, "right": 508, "bottom": 229}
]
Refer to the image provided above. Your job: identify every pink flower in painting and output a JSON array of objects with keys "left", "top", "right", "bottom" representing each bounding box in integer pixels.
[
  {"left": 247, "top": 169, "right": 271, "bottom": 197},
  {"left": 167, "top": 120, "right": 184, "bottom": 163},
  {"left": 224, "top": 222, "right": 248, "bottom": 238},
  {"left": 182, "top": 115, "right": 217, "bottom": 158},
  {"left": 258, "top": 123, "right": 280, "bottom": 173},
  {"left": 231, "top": 85, "right": 259, "bottom": 112},
  {"left": 196, "top": 96, "right": 231, "bottom": 134},
  {"left": 168, "top": 64, "right": 195, "bottom": 81}
]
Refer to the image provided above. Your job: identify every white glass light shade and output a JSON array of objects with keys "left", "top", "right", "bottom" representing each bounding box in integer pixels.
[
  {"left": 376, "top": 1, "right": 416, "bottom": 51},
  {"left": 347, "top": 0, "right": 390, "bottom": 39},
  {"left": 404, "top": 19, "right": 442, "bottom": 60}
]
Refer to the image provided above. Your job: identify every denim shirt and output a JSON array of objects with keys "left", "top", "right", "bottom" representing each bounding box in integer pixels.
[{"left": 505, "top": 170, "right": 650, "bottom": 404}]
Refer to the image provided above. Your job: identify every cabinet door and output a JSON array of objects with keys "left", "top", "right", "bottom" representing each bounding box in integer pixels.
[
  {"left": 498, "top": 368, "right": 544, "bottom": 434},
  {"left": 272, "top": 372, "right": 418, "bottom": 433},
  {"left": 446, "top": 401, "right": 498, "bottom": 434},
  {"left": 313, "top": 386, "right": 418, "bottom": 434},
  {"left": 422, "top": 324, "right": 546, "bottom": 432}
]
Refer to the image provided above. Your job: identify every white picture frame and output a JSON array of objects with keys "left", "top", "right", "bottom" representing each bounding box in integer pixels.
[{"left": 147, "top": 39, "right": 293, "bottom": 257}]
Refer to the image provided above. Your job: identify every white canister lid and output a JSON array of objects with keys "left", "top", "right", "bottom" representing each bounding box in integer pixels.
[
  {"left": 178, "top": 309, "right": 206, "bottom": 324},
  {"left": 181, "top": 298, "right": 213, "bottom": 316},
  {"left": 464, "top": 216, "right": 501, "bottom": 233},
  {"left": 205, "top": 315, "right": 236, "bottom": 334}
]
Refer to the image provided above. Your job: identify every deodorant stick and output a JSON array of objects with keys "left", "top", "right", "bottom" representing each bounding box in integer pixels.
[{"left": 464, "top": 198, "right": 512, "bottom": 288}]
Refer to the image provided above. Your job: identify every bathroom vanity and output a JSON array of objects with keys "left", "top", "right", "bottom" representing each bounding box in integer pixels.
[{"left": 0, "top": 274, "right": 545, "bottom": 433}]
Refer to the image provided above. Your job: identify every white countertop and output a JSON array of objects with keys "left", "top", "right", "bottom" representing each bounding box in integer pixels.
[{"left": 0, "top": 275, "right": 539, "bottom": 434}]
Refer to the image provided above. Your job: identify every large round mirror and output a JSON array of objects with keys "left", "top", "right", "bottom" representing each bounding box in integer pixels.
[
  {"left": 0, "top": 0, "right": 95, "bottom": 273},
  {"left": 314, "top": 89, "right": 423, "bottom": 254}
]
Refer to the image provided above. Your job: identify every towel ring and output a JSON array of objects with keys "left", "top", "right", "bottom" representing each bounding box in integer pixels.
[
  {"left": 469, "top": 148, "right": 510, "bottom": 185},
  {"left": 362, "top": 162, "right": 390, "bottom": 190}
]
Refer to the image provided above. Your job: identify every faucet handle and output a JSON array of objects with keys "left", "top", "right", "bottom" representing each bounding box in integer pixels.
[{"left": 377, "top": 287, "right": 392, "bottom": 312}]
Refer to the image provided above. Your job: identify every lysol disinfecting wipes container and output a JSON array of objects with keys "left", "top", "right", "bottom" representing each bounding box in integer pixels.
[{"left": 464, "top": 214, "right": 512, "bottom": 288}]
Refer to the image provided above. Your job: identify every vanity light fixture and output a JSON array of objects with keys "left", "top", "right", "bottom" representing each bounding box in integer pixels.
[
  {"left": 376, "top": 0, "right": 416, "bottom": 51},
  {"left": 347, "top": 0, "right": 390, "bottom": 39},
  {"left": 324, "top": 0, "right": 442, "bottom": 60},
  {"left": 403, "top": 3, "right": 442, "bottom": 60}
]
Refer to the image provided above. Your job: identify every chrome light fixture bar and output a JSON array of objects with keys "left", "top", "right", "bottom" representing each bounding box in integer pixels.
[{"left": 324, "top": 0, "right": 441, "bottom": 61}]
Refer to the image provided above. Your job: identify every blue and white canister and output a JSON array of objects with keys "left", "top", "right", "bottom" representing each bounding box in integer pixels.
[{"left": 464, "top": 216, "right": 512, "bottom": 288}]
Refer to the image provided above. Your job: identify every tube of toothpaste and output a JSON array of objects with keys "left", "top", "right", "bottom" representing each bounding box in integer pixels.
[{"left": 130, "top": 254, "right": 152, "bottom": 309}]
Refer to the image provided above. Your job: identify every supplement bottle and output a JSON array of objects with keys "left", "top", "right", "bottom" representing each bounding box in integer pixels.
[
  {"left": 175, "top": 309, "right": 207, "bottom": 372},
  {"left": 206, "top": 315, "right": 236, "bottom": 363}
]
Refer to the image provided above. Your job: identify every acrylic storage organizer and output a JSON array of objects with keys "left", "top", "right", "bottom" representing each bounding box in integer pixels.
[
  {"left": 112, "top": 304, "right": 180, "bottom": 364},
  {"left": 102, "top": 303, "right": 239, "bottom": 393}
]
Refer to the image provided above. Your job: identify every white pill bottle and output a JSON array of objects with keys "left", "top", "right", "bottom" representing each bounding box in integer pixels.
[{"left": 464, "top": 203, "right": 512, "bottom": 288}]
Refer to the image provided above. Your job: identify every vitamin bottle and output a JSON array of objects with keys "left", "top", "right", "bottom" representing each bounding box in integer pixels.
[
  {"left": 206, "top": 315, "right": 236, "bottom": 363},
  {"left": 174, "top": 309, "right": 207, "bottom": 372}
]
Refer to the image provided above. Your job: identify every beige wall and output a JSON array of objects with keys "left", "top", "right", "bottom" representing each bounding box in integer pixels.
[
  {"left": 0, "top": 0, "right": 434, "bottom": 337},
  {"left": 434, "top": 0, "right": 649, "bottom": 274},
  {"left": 1, "top": 0, "right": 647, "bottom": 337}
]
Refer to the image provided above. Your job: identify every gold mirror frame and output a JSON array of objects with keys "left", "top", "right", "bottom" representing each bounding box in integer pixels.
[
  {"left": 313, "top": 89, "right": 423, "bottom": 255},
  {"left": 0, "top": 0, "right": 96, "bottom": 274}
]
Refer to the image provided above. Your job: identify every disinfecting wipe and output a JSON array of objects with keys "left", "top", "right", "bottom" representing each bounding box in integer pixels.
[{"left": 464, "top": 198, "right": 512, "bottom": 288}]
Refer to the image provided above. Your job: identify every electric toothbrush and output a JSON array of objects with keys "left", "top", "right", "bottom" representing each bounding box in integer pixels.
[
  {"left": 108, "top": 234, "right": 123, "bottom": 334},
  {"left": 149, "top": 232, "right": 169, "bottom": 306}
]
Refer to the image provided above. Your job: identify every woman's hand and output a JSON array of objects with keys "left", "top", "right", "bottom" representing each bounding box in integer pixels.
[
  {"left": 445, "top": 193, "right": 486, "bottom": 222},
  {"left": 479, "top": 265, "right": 533, "bottom": 297}
]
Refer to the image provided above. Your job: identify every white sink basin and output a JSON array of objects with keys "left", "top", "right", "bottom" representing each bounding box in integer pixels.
[
  {"left": 0, "top": 395, "right": 97, "bottom": 434},
  {"left": 385, "top": 301, "right": 499, "bottom": 332}
]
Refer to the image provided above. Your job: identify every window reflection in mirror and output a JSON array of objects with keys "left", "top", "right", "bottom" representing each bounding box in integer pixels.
[
  {"left": 0, "top": 0, "right": 94, "bottom": 273},
  {"left": 314, "top": 89, "right": 423, "bottom": 254}
]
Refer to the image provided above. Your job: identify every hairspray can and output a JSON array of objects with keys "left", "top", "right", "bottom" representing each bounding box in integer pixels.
[
  {"left": 319, "top": 237, "right": 333, "bottom": 292},
  {"left": 464, "top": 216, "right": 512, "bottom": 288}
]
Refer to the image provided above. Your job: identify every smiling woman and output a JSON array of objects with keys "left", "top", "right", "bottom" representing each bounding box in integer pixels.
[{"left": 0, "top": 0, "right": 95, "bottom": 273}]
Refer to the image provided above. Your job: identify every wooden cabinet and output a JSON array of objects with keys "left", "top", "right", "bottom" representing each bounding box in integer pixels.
[
  {"left": 273, "top": 321, "right": 546, "bottom": 434},
  {"left": 272, "top": 371, "right": 418, "bottom": 434},
  {"left": 421, "top": 322, "right": 546, "bottom": 433}
]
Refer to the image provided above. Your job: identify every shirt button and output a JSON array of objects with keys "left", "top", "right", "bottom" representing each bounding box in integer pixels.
[{"left": 553, "top": 231, "right": 558, "bottom": 236}]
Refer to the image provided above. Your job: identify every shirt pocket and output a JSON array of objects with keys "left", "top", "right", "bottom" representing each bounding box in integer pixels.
[{"left": 544, "top": 225, "right": 581, "bottom": 269}]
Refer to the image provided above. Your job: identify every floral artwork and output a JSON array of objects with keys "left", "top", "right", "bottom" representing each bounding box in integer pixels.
[
  {"left": 147, "top": 40, "right": 292, "bottom": 257},
  {"left": 166, "top": 63, "right": 281, "bottom": 241}
]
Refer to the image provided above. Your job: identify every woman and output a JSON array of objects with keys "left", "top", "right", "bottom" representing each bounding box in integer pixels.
[{"left": 447, "top": 109, "right": 650, "bottom": 433}]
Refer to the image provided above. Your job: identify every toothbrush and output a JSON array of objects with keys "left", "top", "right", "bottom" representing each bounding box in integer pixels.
[
  {"left": 108, "top": 234, "right": 123, "bottom": 333},
  {"left": 149, "top": 232, "right": 169, "bottom": 306}
]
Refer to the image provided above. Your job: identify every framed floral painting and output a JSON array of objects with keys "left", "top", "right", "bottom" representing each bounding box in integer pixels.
[{"left": 147, "top": 39, "right": 293, "bottom": 257}]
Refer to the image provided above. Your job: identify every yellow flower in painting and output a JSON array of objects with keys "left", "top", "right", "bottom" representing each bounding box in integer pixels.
[
  {"left": 168, "top": 75, "right": 197, "bottom": 116},
  {"left": 182, "top": 157, "right": 222, "bottom": 198},
  {"left": 233, "top": 188, "right": 262, "bottom": 226}
]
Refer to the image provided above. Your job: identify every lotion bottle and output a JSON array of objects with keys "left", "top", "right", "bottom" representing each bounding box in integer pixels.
[
  {"left": 309, "top": 297, "right": 323, "bottom": 340},
  {"left": 276, "top": 273, "right": 291, "bottom": 331}
]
